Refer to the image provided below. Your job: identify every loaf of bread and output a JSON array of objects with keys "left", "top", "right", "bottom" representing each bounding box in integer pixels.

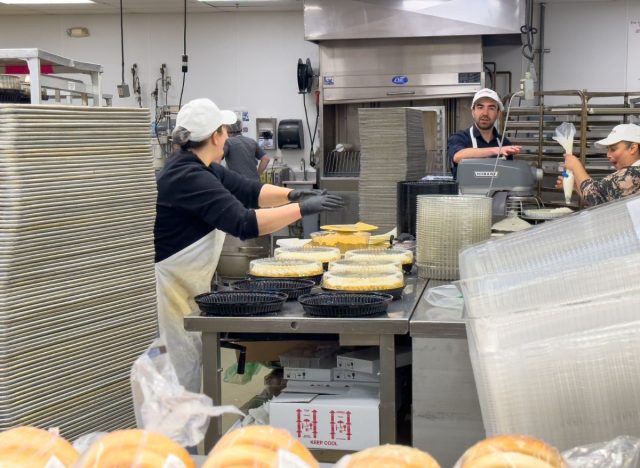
[
  {"left": 459, "top": 435, "right": 566, "bottom": 468},
  {"left": 203, "top": 425, "right": 319, "bottom": 468},
  {"left": 0, "top": 426, "right": 79, "bottom": 467},
  {"left": 345, "top": 444, "right": 441, "bottom": 468},
  {"left": 79, "top": 429, "right": 194, "bottom": 468}
]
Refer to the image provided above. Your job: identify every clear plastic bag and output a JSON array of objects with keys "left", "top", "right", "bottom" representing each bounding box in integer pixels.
[
  {"left": 553, "top": 122, "right": 576, "bottom": 155},
  {"left": 553, "top": 122, "right": 577, "bottom": 203},
  {"left": 203, "top": 425, "right": 319, "bottom": 468},
  {"left": 424, "top": 284, "right": 464, "bottom": 310},
  {"left": 335, "top": 444, "right": 441, "bottom": 468},
  {"left": 0, "top": 426, "right": 79, "bottom": 467},
  {"left": 74, "top": 429, "right": 194, "bottom": 468},
  {"left": 130, "top": 338, "right": 244, "bottom": 447},
  {"left": 223, "top": 362, "right": 263, "bottom": 385},
  {"left": 453, "top": 435, "right": 565, "bottom": 468},
  {"left": 562, "top": 436, "right": 640, "bottom": 468}
]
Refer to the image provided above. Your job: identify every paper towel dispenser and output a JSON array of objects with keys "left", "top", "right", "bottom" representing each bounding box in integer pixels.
[{"left": 278, "top": 119, "right": 304, "bottom": 149}]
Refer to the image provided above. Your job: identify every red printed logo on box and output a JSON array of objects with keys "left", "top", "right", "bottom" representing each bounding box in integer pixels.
[
  {"left": 295, "top": 408, "right": 318, "bottom": 439},
  {"left": 329, "top": 410, "right": 352, "bottom": 441}
]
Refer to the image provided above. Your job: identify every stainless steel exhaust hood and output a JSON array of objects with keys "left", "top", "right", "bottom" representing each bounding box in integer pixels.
[
  {"left": 320, "top": 36, "right": 483, "bottom": 103},
  {"left": 304, "top": 0, "right": 524, "bottom": 41},
  {"left": 308, "top": 0, "right": 523, "bottom": 103}
]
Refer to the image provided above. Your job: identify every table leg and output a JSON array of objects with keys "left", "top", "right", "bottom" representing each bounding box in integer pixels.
[
  {"left": 202, "top": 331, "right": 222, "bottom": 452},
  {"left": 379, "top": 334, "right": 397, "bottom": 444}
]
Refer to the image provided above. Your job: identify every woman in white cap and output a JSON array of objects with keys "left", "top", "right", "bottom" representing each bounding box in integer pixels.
[
  {"left": 154, "top": 98, "right": 343, "bottom": 391},
  {"left": 556, "top": 123, "right": 640, "bottom": 206}
]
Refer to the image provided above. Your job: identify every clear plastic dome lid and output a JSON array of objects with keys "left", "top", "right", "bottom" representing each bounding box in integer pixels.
[
  {"left": 322, "top": 270, "right": 404, "bottom": 291},
  {"left": 328, "top": 258, "right": 402, "bottom": 275},
  {"left": 249, "top": 257, "right": 323, "bottom": 277},
  {"left": 345, "top": 248, "right": 414, "bottom": 265},
  {"left": 274, "top": 246, "right": 341, "bottom": 263}
]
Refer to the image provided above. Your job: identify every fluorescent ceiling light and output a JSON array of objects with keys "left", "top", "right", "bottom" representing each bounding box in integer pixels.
[
  {"left": 0, "top": 0, "right": 94, "bottom": 4},
  {"left": 197, "top": 0, "right": 279, "bottom": 2}
]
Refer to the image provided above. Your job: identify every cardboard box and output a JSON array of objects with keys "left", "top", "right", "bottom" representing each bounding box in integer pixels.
[
  {"left": 234, "top": 341, "right": 317, "bottom": 363},
  {"left": 336, "top": 348, "right": 380, "bottom": 374},
  {"left": 336, "top": 347, "right": 412, "bottom": 373},
  {"left": 284, "top": 367, "right": 334, "bottom": 382},
  {"left": 283, "top": 380, "right": 379, "bottom": 395},
  {"left": 333, "top": 368, "right": 379, "bottom": 383},
  {"left": 269, "top": 389, "right": 379, "bottom": 451}
]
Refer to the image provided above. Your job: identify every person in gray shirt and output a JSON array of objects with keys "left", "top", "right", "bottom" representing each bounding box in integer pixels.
[{"left": 223, "top": 120, "right": 271, "bottom": 180}]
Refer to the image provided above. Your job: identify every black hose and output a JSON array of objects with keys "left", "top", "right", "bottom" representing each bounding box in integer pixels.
[
  {"left": 120, "top": 0, "right": 125, "bottom": 83},
  {"left": 179, "top": 0, "right": 187, "bottom": 108}
]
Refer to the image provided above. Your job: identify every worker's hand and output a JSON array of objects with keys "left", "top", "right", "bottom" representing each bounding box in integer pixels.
[
  {"left": 287, "top": 188, "right": 326, "bottom": 202},
  {"left": 299, "top": 192, "right": 345, "bottom": 216},
  {"left": 555, "top": 175, "right": 564, "bottom": 190},
  {"left": 563, "top": 154, "right": 583, "bottom": 172},
  {"left": 497, "top": 145, "right": 522, "bottom": 157}
]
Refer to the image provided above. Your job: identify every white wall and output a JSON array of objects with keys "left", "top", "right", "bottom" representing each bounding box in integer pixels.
[
  {"left": 482, "top": 0, "right": 640, "bottom": 105},
  {"left": 0, "top": 11, "right": 319, "bottom": 167},
  {"left": 543, "top": 0, "right": 635, "bottom": 96}
]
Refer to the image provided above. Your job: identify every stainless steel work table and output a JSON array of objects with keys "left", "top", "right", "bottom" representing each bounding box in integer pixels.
[
  {"left": 184, "top": 276, "right": 427, "bottom": 453},
  {"left": 409, "top": 280, "right": 484, "bottom": 467}
]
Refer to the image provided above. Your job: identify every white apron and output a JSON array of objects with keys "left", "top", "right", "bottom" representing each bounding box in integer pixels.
[
  {"left": 469, "top": 126, "right": 478, "bottom": 149},
  {"left": 154, "top": 229, "right": 226, "bottom": 392}
]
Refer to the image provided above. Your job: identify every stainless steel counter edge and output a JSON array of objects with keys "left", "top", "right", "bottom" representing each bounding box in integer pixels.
[
  {"left": 184, "top": 276, "right": 428, "bottom": 335},
  {"left": 409, "top": 279, "right": 467, "bottom": 338}
]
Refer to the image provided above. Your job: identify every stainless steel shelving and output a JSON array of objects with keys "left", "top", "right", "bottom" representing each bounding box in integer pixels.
[
  {"left": 0, "top": 48, "right": 106, "bottom": 106},
  {"left": 502, "top": 90, "right": 640, "bottom": 208}
]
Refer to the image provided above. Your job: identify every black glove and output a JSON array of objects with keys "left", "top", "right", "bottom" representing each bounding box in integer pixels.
[
  {"left": 287, "top": 188, "right": 326, "bottom": 202},
  {"left": 299, "top": 192, "right": 345, "bottom": 216}
]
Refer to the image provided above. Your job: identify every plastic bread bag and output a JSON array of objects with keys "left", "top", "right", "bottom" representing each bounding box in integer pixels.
[
  {"left": 74, "top": 429, "right": 194, "bottom": 468},
  {"left": 130, "top": 338, "right": 244, "bottom": 447},
  {"left": 202, "top": 425, "right": 319, "bottom": 468},
  {"left": 562, "top": 436, "right": 640, "bottom": 468},
  {"left": 424, "top": 283, "right": 464, "bottom": 310},
  {"left": 0, "top": 426, "right": 79, "bottom": 467},
  {"left": 552, "top": 122, "right": 576, "bottom": 155},
  {"left": 335, "top": 444, "right": 441, "bottom": 468},
  {"left": 453, "top": 434, "right": 567, "bottom": 468}
]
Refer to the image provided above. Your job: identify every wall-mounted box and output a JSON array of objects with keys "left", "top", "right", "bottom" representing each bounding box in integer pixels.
[
  {"left": 256, "top": 117, "right": 277, "bottom": 150},
  {"left": 278, "top": 119, "right": 304, "bottom": 149}
]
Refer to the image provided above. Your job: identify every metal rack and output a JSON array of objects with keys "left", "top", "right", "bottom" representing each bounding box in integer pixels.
[
  {"left": 0, "top": 48, "right": 107, "bottom": 106},
  {"left": 502, "top": 90, "right": 640, "bottom": 208}
]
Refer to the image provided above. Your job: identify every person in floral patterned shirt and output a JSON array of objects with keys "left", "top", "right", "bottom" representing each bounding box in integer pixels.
[{"left": 555, "top": 123, "right": 640, "bottom": 206}]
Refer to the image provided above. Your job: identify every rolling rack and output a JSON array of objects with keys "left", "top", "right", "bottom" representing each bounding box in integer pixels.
[
  {"left": 501, "top": 90, "right": 640, "bottom": 208},
  {"left": 0, "top": 48, "right": 110, "bottom": 106}
]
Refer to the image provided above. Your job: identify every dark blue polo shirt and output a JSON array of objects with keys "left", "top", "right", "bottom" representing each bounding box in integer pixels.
[
  {"left": 154, "top": 149, "right": 263, "bottom": 262},
  {"left": 447, "top": 126, "right": 512, "bottom": 179}
]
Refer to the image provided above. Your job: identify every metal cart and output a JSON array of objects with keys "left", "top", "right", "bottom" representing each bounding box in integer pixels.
[
  {"left": 184, "top": 276, "right": 427, "bottom": 462},
  {"left": 0, "top": 48, "right": 106, "bottom": 106}
]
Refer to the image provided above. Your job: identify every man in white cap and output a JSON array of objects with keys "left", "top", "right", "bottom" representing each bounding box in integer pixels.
[
  {"left": 154, "top": 98, "right": 343, "bottom": 391},
  {"left": 447, "top": 88, "right": 521, "bottom": 178},
  {"left": 556, "top": 123, "right": 640, "bottom": 206}
]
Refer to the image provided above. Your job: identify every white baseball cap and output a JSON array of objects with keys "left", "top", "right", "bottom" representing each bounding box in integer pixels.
[
  {"left": 594, "top": 123, "right": 640, "bottom": 148},
  {"left": 472, "top": 88, "right": 504, "bottom": 112},
  {"left": 175, "top": 98, "right": 237, "bottom": 142}
]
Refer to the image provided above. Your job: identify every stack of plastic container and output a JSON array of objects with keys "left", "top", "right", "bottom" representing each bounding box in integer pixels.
[
  {"left": 459, "top": 195, "right": 640, "bottom": 450},
  {"left": 416, "top": 195, "right": 491, "bottom": 280}
]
